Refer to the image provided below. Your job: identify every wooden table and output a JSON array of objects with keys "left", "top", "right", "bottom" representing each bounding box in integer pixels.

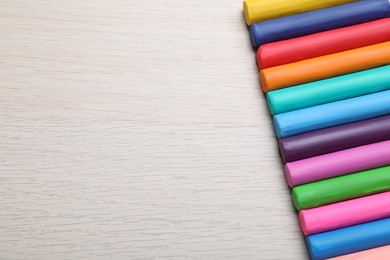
[{"left": 0, "top": 0, "right": 308, "bottom": 259}]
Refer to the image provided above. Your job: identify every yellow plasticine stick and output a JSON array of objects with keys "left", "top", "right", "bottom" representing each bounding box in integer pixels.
[{"left": 243, "top": 0, "right": 357, "bottom": 25}]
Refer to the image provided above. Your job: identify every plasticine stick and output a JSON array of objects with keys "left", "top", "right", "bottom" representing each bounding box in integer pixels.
[
  {"left": 267, "top": 66, "right": 390, "bottom": 115},
  {"left": 250, "top": 0, "right": 390, "bottom": 48},
  {"left": 260, "top": 41, "right": 390, "bottom": 92},
  {"left": 328, "top": 245, "right": 390, "bottom": 260},
  {"left": 292, "top": 166, "right": 390, "bottom": 210},
  {"left": 299, "top": 192, "right": 390, "bottom": 235},
  {"left": 257, "top": 18, "right": 390, "bottom": 69},
  {"left": 285, "top": 140, "right": 390, "bottom": 187},
  {"left": 243, "top": 0, "right": 356, "bottom": 25},
  {"left": 279, "top": 115, "right": 390, "bottom": 163},
  {"left": 274, "top": 90, "right": 390, "bottom": 138},
  {"left": 307, "top": 218, "right": 390, "bottom": 260}
]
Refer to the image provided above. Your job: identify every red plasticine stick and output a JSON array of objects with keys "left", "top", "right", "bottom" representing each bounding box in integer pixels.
[{"left": 256, "top": 18, "right": 390, "bottom": 69}]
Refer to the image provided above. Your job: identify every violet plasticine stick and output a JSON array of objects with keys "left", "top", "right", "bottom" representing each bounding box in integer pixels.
[
  {"left": 279, "top": 115, "right": 390, "bottom": 163},
  {"left": 285, "top": 140, "right": 390, "bottom": 187}
]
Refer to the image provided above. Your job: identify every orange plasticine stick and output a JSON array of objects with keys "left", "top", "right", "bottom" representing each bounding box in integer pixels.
[{"left": 260, "top": 41, "right": 390, "bottom": 93}]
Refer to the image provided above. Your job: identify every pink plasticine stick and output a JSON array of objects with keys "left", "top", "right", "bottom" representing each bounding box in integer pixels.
[
  {"left": 299, "top": 191, "right": 390, "bottom": 236},
  {"left": 328, "top": 245, "right": 390, "bottom": 259},
  {"left": 285, "top": 140, "right": 390, "bottom": 187}
]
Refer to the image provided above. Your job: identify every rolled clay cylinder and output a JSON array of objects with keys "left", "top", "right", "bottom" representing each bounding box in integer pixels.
[
  {"left": 285, "top": 140, "right": 390, "bottom": 187},
  {"left": 279, "top": 115, "right": 390, "bottom": 163},
  {"left": 328, "top": 245, "right": 390, "bottom": 260},
  {"left": 274, "top": 90, "right": 390, "bottom": 139},
  {"left": 250, "top": 0, "right": 390, "bottom": 48},
  {"left": 257, "top": 18, "right": 390, "bottom": 69},
  {"left": 292, "top": 166, "right": 390, "bottom": 210},
  {"left": 299, "top": 191, "right": 390, "bottom": 236},
  {"left": 260, "top": 41, "right": 390, "bottom": 92},
  {"left": 243, "top": 0, "right": 356, "bottom": 25},
  {"left": 267, "top": 66, "right": 390, "bottom": 115},
  {"left": 307, "top": 218, "right": 390, "bottom": 260}
]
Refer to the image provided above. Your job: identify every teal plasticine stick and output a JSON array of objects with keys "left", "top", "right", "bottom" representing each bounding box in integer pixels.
[{"left": 267, "top": 65, "right": 390, "bottom": 115}]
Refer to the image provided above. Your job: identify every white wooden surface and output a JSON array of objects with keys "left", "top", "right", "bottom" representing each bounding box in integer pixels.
[{"left": 0, "top": 0, "right": 308, "bottom": 259}]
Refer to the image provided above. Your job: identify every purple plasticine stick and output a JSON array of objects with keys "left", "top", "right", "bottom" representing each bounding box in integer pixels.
[{"left": 279, "top": 115, "right": 390, "bottom": 163}]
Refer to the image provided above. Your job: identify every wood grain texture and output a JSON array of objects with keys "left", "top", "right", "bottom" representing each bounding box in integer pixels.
[{"left": 0, "top": 0, "right": 308, "bottom": 259}]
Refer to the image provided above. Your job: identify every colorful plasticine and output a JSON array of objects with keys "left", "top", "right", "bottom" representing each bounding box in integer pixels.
[
  {"left": 243, "top": 0, "right": 356, "bottom": 25},
  {"left": 284, "top": 140, "right": 390, "bottom": 187},
  {"left": 257, "top": 18, "right": 390, "bottom": 69},
  {"left": 292, "top": 166, "right": 390, "bottom": 210},
  {"left": 242, "top": 0, "right": 390, "bottom": 258},
  {"left": 307, "top": 218, "right": 390, "bottom": 260},
  {"left": 278, "top": 115, "right": 390, "bottom": 163},
  {"left": 328, "top": 245, "right": 390, "bottom": 260},
  {"left": 299, "top": 191, "right": 390, "bottom": 236},
  {"left": 273, "top": 90, "right": 390, "bottom": 138},
  {"left": 267, "top": 66, "right": 390, "bottom": 115},
  {"left": 250, "top": 0, "right": 390, "bottom": 48},
  {"left": 260, "top": 41, "right": 390, "bottom": 92}
]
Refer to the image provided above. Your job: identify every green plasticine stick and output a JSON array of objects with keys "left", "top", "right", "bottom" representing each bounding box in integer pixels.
[
  {"left": 267, "top": 65, "right": 390, "bottom": 115},
  {"left": 292, "top": 166, "right": 390, "bottom": 210}
]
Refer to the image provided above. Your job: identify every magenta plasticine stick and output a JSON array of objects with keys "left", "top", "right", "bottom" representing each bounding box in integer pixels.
[
  {"left": 299, "top": 191, "right": 390, "bottom": 236},
  {"left": 285, "top": 140, "right": 390, "bottom": 187}
]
